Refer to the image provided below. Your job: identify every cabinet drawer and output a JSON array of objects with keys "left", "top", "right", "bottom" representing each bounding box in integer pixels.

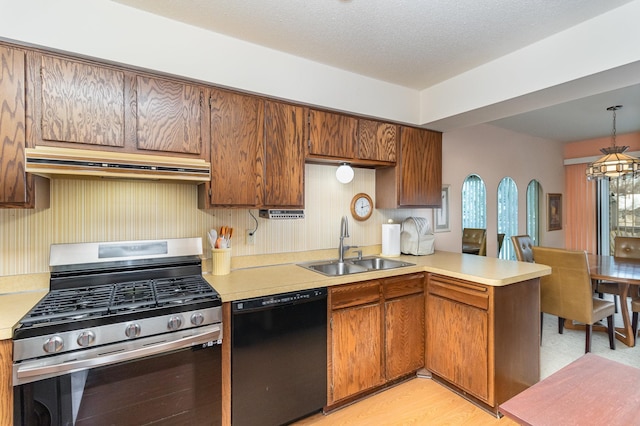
[
  {"left": 383, "top": 273, "right": 424, "bottom": 300},
  {"left": 330, "top": 281, "right": 380, "bottom": 310},
  {"left": 428, "top": 275, "right": 488, "bottom": 310}
]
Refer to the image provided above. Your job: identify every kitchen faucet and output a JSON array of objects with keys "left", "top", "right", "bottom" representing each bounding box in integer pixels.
[{"left": 338, "top": 215, "right": 350, "bottom": 263}]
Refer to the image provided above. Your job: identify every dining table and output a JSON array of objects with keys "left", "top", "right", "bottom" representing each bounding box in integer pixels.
[{"left": 577, "top": 254, "right": 640, "bottom": 347}]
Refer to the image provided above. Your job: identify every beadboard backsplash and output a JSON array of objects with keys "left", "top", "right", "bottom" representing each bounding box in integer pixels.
[{"left": 0, "top": 164, "right": 431, "bottom": 276}]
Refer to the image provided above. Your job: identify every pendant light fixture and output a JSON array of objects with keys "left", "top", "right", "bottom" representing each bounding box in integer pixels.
[
  {"left": 336, "top": 162, "right": 354, "bottom": 183},
  {"left": 586, "top": 105, "right": 640, "bottom": 180}
]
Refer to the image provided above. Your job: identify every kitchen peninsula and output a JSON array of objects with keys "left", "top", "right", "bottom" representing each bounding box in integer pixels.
[
  {"left": 203, "top": 249, "right": 550, "bottom": 423},
  {"left": 1, "top": 250, "right": 548, "bottom": 425}
]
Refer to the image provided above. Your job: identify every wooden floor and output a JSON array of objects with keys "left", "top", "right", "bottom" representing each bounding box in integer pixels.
[{"left": 294, "top": 378, "right": 517, "bottom": 426}]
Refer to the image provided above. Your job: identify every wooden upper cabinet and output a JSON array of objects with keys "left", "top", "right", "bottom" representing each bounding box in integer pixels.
[
  {"left": 27, "top": 52, "right": 126, "bottom": 148},
  {"left": 306, "top": 109, "right": 357, "bottom": 159},
  {"left": 358, "top": 119, "right": 396, "bottom": 163},
  {"left": 207, "top": 89, "right": 263, "bottom": 207},
  {"left": 0, "top": 45, "right": 48, "bottom": 208},
  {"left": 263, "top": 100, "right": 305, "bottom": 208},
  {"left": 135, "top": 75, "right": 207, "bottom": 156},
  {"left": 376, "top": 126, "right": 442, "bottom": 208}
]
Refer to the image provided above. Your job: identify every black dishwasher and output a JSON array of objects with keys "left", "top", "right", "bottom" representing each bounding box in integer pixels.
[{"left": 231, "top": 287, "right": 327, "bottom": 426}]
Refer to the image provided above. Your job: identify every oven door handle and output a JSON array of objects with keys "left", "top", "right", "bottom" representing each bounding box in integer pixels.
[{"left": 15, "top": 325, "right": 221, "bottom": 384}]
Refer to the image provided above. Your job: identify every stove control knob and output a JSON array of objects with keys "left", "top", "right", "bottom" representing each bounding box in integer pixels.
[
  {"left": 77, "top": 330, "right": 96, "bottom": 347},
  {"left": 43, "top": 336, "right": 64, "bottom": 354},
  {"left": 125, "top": 323, "right": 141, "bottom": 339},
  {"left": 168, "top": 315, "right": 183, "bottom": 330},
  {"left": 190, "top": 312, "right": 205, "bottom": 326}
]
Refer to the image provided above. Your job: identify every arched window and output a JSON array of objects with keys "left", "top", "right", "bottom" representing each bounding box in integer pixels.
[
  {"left": 526, "top": 180, "right": 541, "bottom": 246},
  {"left": 462, "top": 174, "right": 486, "bottom": 228},
  {"left": 498, "top": 177, "right": 518, "bottom": 259}
]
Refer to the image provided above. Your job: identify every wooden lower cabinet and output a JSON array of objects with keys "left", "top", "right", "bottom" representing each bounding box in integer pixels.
[
  {"left": 330, "top": 300, "right": 384, "bottom": 403},
  {"left": 384, "top": 274, "right": 425, "bottom": 381},
  {"left": 327, "top": 274, "right": 425, "bottom": 409},
  {"left": 425, "top": 273, "right": 540, "bottom": 413},
  {"left": 0, "top": 339, "right": 12, "bottom": 426}
]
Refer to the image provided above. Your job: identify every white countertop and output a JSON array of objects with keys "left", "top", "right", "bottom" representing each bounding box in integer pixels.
[
  {"left": 0, "top": 250, "right": 550, "bottom": 340},
  {"left": 203, "top": 250, "right": 551, "bottom": 302}
]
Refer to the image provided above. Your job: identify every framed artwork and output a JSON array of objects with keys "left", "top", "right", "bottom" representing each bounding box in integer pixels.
[
  {"left": 434, "top": 185, "right": 450, "bottom": 233},
  {"left": 547, "top": 193, "right": 562, "bottom": 231}
]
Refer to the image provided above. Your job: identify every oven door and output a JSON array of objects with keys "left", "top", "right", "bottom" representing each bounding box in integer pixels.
[{"left": 13, "top": 331, "right": 222, "bottom": 426}]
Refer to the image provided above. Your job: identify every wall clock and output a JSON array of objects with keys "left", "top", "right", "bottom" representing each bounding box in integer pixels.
[{"left": 350, "top": 193, "right": 373, "bottom": 221}]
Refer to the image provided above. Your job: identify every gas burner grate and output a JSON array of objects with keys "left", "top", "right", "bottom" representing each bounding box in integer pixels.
[
  {"left": 154, "top": 276, "right": 216, "bottom": 305},
  {"left": 21, "top": 285, "right": 112, "bottom": 325},
  {"left": 17, "top": 276, "right": 218, "bottom": 329},
  {"left": 111, "top": 280, "right": 156, "bottom": 312}
]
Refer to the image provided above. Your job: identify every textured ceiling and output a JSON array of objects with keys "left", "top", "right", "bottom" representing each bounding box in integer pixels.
[{"left": 112, "top": 0, "right": 639, "bottom": 142}]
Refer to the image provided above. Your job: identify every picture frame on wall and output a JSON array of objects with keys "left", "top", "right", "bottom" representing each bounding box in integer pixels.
[
  {"left": 434, "top": 185, "right": 450, "bottom": 233},
  {"left": 547, "top": 193, "right": 562, "bottom": 231}
]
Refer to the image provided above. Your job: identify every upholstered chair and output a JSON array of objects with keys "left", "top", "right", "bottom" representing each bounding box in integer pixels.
[
  {"left": 532, "top": 246, "right": 616, "bottom": 353},
  {"left": 597, "top": 236, "right": 640, "bottom": 312},
  {"left": 511, "top": 235, "right": 534, "bottom": 263},
  {"left": 462, "top": 228, "right": 486, "bottom": 256}
]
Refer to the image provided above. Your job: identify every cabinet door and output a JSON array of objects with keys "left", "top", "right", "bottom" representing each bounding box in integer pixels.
[
  {"left": 398, "top": 127, "right": 442, "bottom": 206},
  {"left": 384, "top": 273, "right": 425, "bottom": 380},
  {"left": 135, "top": 75, "right": 206, "bottom": 156},
  {"left": 358, "top": 119, "right": 396, "bottom": 163},
  {"left": 0, "top": 45, "right": 47, "bottom": 208},
  {"left": 0, "top": 340, "right": 12, "bottom": 426},
  {"left": 33, "top": 53, "right": 126, "bottom": 147},
  {"left": 426, "top": 277, "right": 490, "bottom": 402},
  {"left": 208, "top": 90, "right": 263, "bottom": 206},
  {"left": 307, "top": 109, "right": 357, "bottom": 159},
  {"left": 263, "top": 101, "right": 305, "bottom": 207},
  {"left": 375, "top": 126, "right": 442, "bottom": 208},
  {"left": 385, "top": 294, "right": 424, "bottom": 380},
  {"left": 330, "top": 303, "right": 384, "bottom": 403},
  {"left": 0, "top": 45, "right": 27, "bottom": 206}
]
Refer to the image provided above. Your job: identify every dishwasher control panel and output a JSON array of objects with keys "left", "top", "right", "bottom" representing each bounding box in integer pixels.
[{"left": 232, "top": 288, "right": 327, "bottom": 312}]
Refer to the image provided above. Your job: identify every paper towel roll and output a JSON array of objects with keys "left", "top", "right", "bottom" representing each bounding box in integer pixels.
[{"left": 382, "top": 224, "right": 401, "bottom": 257}]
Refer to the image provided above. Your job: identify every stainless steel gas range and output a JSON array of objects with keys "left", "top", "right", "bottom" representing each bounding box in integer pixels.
[{"left": 12, "top": 238, "right": 222, "bottom": 426}]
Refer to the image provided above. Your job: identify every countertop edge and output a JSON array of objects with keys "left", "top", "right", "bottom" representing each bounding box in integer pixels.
[
  {"left": 0, "top": 251, "right": 550, "bottom": 340},
  {"left": 205, "top": 251, "right": 551, "bottom": 302}
]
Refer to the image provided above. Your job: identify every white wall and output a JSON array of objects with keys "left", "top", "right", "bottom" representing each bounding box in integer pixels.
[
  {"left": 0, "top": 0, "right": 418, "bottom": 124},
  {"left": 435, "top": 124, "right": 566, "bottom": 255}
]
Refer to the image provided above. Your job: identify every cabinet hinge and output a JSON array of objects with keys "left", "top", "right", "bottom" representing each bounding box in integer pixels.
[{"left": 330, "top": 317, "right": 333, "bottom": 330}]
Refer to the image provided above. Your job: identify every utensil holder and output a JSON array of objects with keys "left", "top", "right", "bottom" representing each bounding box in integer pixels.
[{"left": 211, "top": 248, "right": 231, "bottom": 275}]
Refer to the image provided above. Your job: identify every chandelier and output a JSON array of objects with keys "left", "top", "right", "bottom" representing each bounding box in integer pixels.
[{"left": 586, "top": 105, "right": 640, "bottom": 180}]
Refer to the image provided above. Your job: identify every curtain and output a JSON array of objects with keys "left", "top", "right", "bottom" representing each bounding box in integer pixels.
[{"left": 565, "top": 164, "right": 597, "bottom": 253}]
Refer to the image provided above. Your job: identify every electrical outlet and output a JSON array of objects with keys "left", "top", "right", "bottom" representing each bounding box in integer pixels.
[{"left": 246, "top": 229, "right": 255, "bottom": 245}]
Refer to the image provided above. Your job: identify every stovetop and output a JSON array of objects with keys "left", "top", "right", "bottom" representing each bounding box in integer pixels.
[
  {"left": 22, "top": 276, "right": 218, "bottom": 325},
  {"left": 13, "top": 238, "right": 222, "bottom": 341},
  {"left": 14, "top": 275, "right": 220, "bottom": 340}
]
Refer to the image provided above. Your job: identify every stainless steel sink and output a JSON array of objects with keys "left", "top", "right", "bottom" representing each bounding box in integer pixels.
[
  {"left": 299, "top": 256, "right": 414, "bottom": 276},
  {"left": 303, "top": 261, "right": 369, "bottom": 276},
  {"left": 350, "top": 256, "right": 414, "bottom": 270}
]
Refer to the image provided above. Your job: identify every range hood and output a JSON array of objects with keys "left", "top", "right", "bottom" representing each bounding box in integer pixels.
[{"left": 25, "top": 146, "right": 211, "bottom": 183}]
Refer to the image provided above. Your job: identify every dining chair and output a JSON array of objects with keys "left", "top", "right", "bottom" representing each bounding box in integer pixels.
[
  {"left": 511, "top": 235, "right": 534, "bottom": 263},
  {"left": 497, "top": 233, "right": 506, "bottom": 256},
  {"left": 632, "top": 298, "right": 640, "bottom": 347},
  {"left": 532, "top": 246, "right": 616, "bottom": 353},
  {"left": 462, "top": 228, "right": 486, "bottom": 256},
  {"left": 596, "top": 236, "right": 640, "bottom": 312}
]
